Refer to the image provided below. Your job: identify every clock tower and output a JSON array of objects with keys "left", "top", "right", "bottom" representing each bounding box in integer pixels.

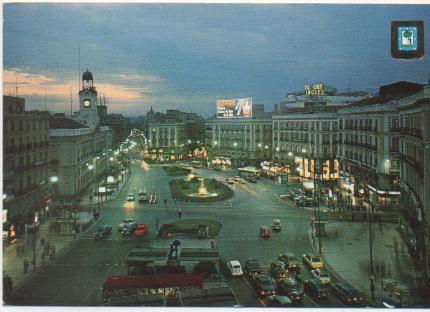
[{"left": 78, "top": 69, "right": 100, "bottom": 129}]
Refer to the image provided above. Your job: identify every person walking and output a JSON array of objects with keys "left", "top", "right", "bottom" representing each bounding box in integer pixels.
[
  {"left": 210, "top": 237, "right": 215, "bottom": 249},
  {"left": 164, "top": 199, "right": 167, "bottom": 207},
  {"left": 50, "top": 245, "right": 56, "bottom": 260},
  {"left": 178, "top": 209, "right": 182, "bottom": 220},
  {"left": 41, "top": 250, "right": 46, "bottom": 264},
  {"left": 24, "top": 257, "right": 29, "bottom": 274},
  {"left": 40, "top": 237, "right": 45, "bottom": 249}
]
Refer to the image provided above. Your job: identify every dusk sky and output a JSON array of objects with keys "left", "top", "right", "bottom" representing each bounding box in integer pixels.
[{"left": 4, "top": 3, "right": 430, "bottom": 117}]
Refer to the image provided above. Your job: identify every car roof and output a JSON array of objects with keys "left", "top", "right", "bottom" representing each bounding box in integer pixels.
[
  {"left": 230, "top": 260, "right": 241, "bottom": 266},
  {"left": 273, "top": 296, "right": 291, "bottom": 304},
  {"left": 260, "top": 226, "right": 269, "bottom": 230},
  {"left": 246, "top": 257, "right": 259, "bottom": 263},
  {"left": 273, "top": 219, "right": 281, "bottom": 222}
]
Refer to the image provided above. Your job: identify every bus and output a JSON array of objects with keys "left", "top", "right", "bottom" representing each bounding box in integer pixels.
[
  {"left": 238, "top": 167, "right": 261, "bottom": 178},
  {"left": 102, "top": 273, "right": 204, "bottom": 305}
]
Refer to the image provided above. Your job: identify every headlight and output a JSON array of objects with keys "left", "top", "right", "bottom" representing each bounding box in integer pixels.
[{"left": 261, "top": 291, "right": 265, "bottom": 295}]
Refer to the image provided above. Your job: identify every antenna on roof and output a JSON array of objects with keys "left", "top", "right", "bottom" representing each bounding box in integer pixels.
[
  {"left": 104, "top": 94, "right": 106, "bottom": 106},
  {"left": 70, "top": 85, "right": 73, "bottom": 117},
  {"left": 78, "top": 46, "right": 81, "bottom": 91}
]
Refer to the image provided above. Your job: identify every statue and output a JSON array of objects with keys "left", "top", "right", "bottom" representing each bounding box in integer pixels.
[{"left": 167, "top": 240, "right": 181, "bottom": 260}]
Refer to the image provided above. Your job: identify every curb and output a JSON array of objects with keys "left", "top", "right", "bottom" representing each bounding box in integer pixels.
[
  {"left": 307, "top": 229, "right": 378, "bottom": 307},
  {"left": 6, "top": 173, "right": 132, "bottom": 300}
]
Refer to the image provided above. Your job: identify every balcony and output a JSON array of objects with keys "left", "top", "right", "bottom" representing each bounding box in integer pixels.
[
  {"left": 5, "top": 145, "right": 17, "bottom": 154},
  {"left": 399, "top": 127, "right": 422, "bottom": 139},
  {"left": 400, "top": 153, "right": 423, "bottom": 178}
]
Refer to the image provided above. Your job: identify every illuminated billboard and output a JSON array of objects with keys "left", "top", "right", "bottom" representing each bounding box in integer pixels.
[{"left": 216, "top": 98, "right": 252, "bottom": 118}]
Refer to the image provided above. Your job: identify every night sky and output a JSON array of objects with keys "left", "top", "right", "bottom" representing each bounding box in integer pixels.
[{"left": 4, "top": 3, "right": 430, "bottom": 116}]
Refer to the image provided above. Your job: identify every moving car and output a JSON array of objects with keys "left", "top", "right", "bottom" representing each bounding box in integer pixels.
[
  {"left": 277, "top": 278, "right": 304, "bottom": 302},
  {"left": 331, "top": 282, "right": 365, "bottom": 305},
  {"left": 278, "top": 253, "right": 300, "bottom": 272},
  {"left": 227, "top": 260, "right": 243, "bottom": 277},
  {"left": 127, "top": 193, "right": 134, "bottom": 201},
  {"left": 121, "top": 222, "right": 137, "bottom": 236},
  {"left": 138, "top": 190, "right": 147, "bottom": 202},
  {"left": 311, "top": 268, "right": 331, "bottom": 285},
  {"left": 266, "top": 295, "right": 293, "bottom": 307},
  {"left": 270, "top": 261, "right": 289, "bottom": 280},
  {"left": 272, "top": 219, "right": 282, "bottom": 231},
  {"left": 303, "top": 279, "right": 330, "bottom": 299},
  {"left": 244, "top": 258, "right": 263, "bottom": 278},
  {"left": 227, "top": 178, "right": 235, "bottom": 185},
  {"left": 253, "top": 275, "right": 277, "bottom": 296},
  {"left": 149, "top": 193, "right": 157, "bottom": 204},
  {"left": 94, "top": 225, "right": 112, "bottom": 239},
  {"left": 302, "top": 253, "right": 324, "bottom": 269},
  {"left": 259, "top": 226, "right": 271, "bottom": 238},
  {"left": 134, "top": 224, "right": 148, "bottom": 237},
  {"left": 117, "top": 219, "right": 136, "bottom": 231},
  {"left": 234, "top": 176, "right": 241, "bottom": 182}
]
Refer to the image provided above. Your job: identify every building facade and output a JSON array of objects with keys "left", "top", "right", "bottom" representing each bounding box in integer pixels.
[
  {"left": 3, "top": 96, "right": 52, "bottom": 238},
  {"left": 205, "top": 118, "right": 272, "bottom": 167},
  {"left": 147, "top": 122, "right": 187, "bottom": 161},
  {"left": 50, "top": 115, "right": 112, "bottom": 199},
  {"left": 397, "top": 85, "right": 430, "bottom": 283},
  {"left": 272, "top": 106, "right": 339, "bottom": 183}
]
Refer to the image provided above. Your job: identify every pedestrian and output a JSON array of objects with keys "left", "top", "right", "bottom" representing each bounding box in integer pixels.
[
  {"left": 50, "top": 245, "right": 56, "bottom": 260},
  {"left": 41, "top": 250, "right": 46, "bottom": 264},
  {"left": 164, "top": 199, "right": 167, "bottom": 207},
  {"left": 378, "top": 213, "right": 382, "bottom": 226},
  {"left": 40, "top": 237, "right": 45, "bottom": 248},
  {"left": 178, "top": 209, "right": 182, "bottom": 220},
  {"left": 174, "top": 198, "right": 177, "bottom": 207},
  {"left": 210, "top": 237, "right": 215, "bottom": 249},
  {"left": 24, "top": 257, "right": 29, "bottom": 274},
  {"left": 155, "top": 217, "right": 159, "bottom": 231}
]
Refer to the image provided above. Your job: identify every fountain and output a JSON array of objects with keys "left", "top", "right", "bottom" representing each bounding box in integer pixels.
[{"left": 187, "top": 177, "right": 218, "bottom": 198}]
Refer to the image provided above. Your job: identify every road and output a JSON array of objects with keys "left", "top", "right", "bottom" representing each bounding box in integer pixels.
[{"left": 7, "top": 160, "right": 347, "bottom": 307}]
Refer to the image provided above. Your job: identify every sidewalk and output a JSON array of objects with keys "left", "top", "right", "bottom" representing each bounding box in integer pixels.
[
  {"left": 309, "top": 221, "right": 423, "bottom": 306},
  {"left": 3, "top": 170, "right": 131, "bottom": 301}
]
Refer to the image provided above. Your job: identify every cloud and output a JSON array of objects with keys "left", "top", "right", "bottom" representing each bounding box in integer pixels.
[{"left": 4, "top": 68, "right": 145, "bottom": 101}]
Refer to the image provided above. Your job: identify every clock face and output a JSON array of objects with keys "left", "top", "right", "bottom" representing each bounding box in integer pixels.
[{"left": 83, "top": 99, "right": 91, "bottom": 108}]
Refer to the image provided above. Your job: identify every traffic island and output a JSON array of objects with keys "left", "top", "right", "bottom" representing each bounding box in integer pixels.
[
  {"left": 158, "top": 219, "right": 222, "bottom": 238},
  {"left": 169, "top": 178, "right": 233, "bottom": 202},
  {"left": 164, "top": 166, "right": 192, "bottom": 176}
]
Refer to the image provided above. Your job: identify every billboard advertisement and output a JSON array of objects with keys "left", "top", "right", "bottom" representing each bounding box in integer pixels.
[{"left": 217, "top": 98, "right": 252, "bottom": 118}]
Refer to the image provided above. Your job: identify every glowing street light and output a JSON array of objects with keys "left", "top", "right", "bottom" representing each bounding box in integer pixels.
[
  {"left": 214, "top": 140, "right": 218, "bottom": 145},
  {"left": 50, "top": 176, "right": 58, "bottom": 183},
  {"left": 296, "top": 167, "right": 301, "bottom": 172},
  {"left": 276, "top": 147, "right": 280, "bottom": 152},
  {"left": 109, "top": 157, "right": 114, "bottom": 161},
  {"left": 265, "top": 145, "right": 269, "bottom": 149},
  {"left": 288, "top": 152, "right": 293, "bottom": 157},
  {"left": 258, "top": 143, "right": 262, "bottom": 148},
  {"left": 233, "top": 142, "right": 238, "bottom": 147},
  {"left": 88, "top": 165, "right": 94, "bottom": 170},
  {"left": 301, "top": 148, "right": 307, "bottom": 153}
]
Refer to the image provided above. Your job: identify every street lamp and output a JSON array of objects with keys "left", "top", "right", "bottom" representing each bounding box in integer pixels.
[
  {"left": 214, "top": 140, "right": 218, "bottom": 145},
  {"left": 366, "top": 188, "right": 376, "bottom": 300},
  {"left": 233, "top": 142, "right": 237, "bottom": 147},
  {"left": 288, "top": 152, "right": 293, "bottom": 157},
  {"left": 258, "top": 143, "right": 262, "bottom": 148}
]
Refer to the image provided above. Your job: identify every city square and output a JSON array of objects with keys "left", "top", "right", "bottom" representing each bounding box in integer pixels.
[{"left": 3, "top": 2, "right": 430, "bottom": 309}]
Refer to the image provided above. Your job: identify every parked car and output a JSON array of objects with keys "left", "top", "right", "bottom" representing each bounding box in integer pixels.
[
  {"left": 331, "top": 282, "right": 365, "bottom": 305},
  {"left": 278, "top": 253, "right": 300, "bottom": 272},
  {"left": 266, "top": 295, "right": 293, "bottom": 307},
  {"left": 303, "top": 279, "right": 330, "bottom": 299},
  {"left": 227, "top": 260, "right": 243, "bottom": 277},
  {"left": 302, "top": 253, "right": 324, "bottom": 269},
  {"left": 134, "top": 224, "right": 148, "bottom": 237},
  {"left": 244, "top": 258, "right": 263, "bottom": 278},
  {"left": 253, "top": 275, "right": 277, "bottom": 296},
  {"left": 277, "top": 278, "right": 304, "bottom": 302},
  {"left": 311, "top": 268, "right": 331, "bottom": 285},
  {"left": 270, "top": 261, "right": 289, "bottom": 280},
  {"left": 272, "top": 219, "right": 282, "bottom": 231},
  {"left": 227, "top": 178, "right": 235, "bottom": 185},
  {"left": 117, "top": 219, "right": 135, "bottom": 231},
  {"left": 259, "top": 226, "right": 271, "bottom": 238},
  {"left": 127, "top": 193, "right": 134, "bottom": 201},
  {"left": 94, "top": 225, "right": 112, "bottom": 239},
  {"left": 121, "top": 223, "right": 138, "bottom": 236}
]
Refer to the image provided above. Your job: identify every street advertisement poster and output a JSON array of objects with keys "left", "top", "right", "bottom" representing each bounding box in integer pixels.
[{"left": 216, "top": 98, "right": 252, "bottom": 118}]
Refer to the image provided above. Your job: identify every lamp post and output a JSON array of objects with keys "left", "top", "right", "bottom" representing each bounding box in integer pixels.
[
  {"left": 32, "top": 219, "right": 37, "bottom": 272},
  {"left": 366, "top": 188, "right": 376, "bottom": 299},
  {"left": 313, "top": 157, "right": 322, "bottom": 254}
]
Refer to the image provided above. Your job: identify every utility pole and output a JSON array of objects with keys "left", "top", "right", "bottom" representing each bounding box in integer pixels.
[
  {"left": 32, "top": 222, "right": 37, "bottom": 272},
  {"left": 368, "top": 194, "right": 375, "bottom": 299}
]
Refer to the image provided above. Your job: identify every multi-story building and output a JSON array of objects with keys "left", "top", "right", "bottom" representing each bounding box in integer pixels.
[
  {"left": 147, "top": 109, "right": 205, "bottom": 162},
  {"left": 148, "top": 122, "right": 187, "bottom": 161},
  {"left": 205, "top": 117, "right": 272, "bottom": 167},
  {"left": 397, "top": 84, "right": 430, "bottom": 283},
  {"left": 337, "top": 82, "right": 423, "bottom": 211},
  {"left": 272, "top": 105, "right": 339, "bottom": 183},
  {"left": 3, "top": 96, "right": 52, "bottom": 238},
  {"left": 49, "top": 114, "right": 112, "bottom": 199}
]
